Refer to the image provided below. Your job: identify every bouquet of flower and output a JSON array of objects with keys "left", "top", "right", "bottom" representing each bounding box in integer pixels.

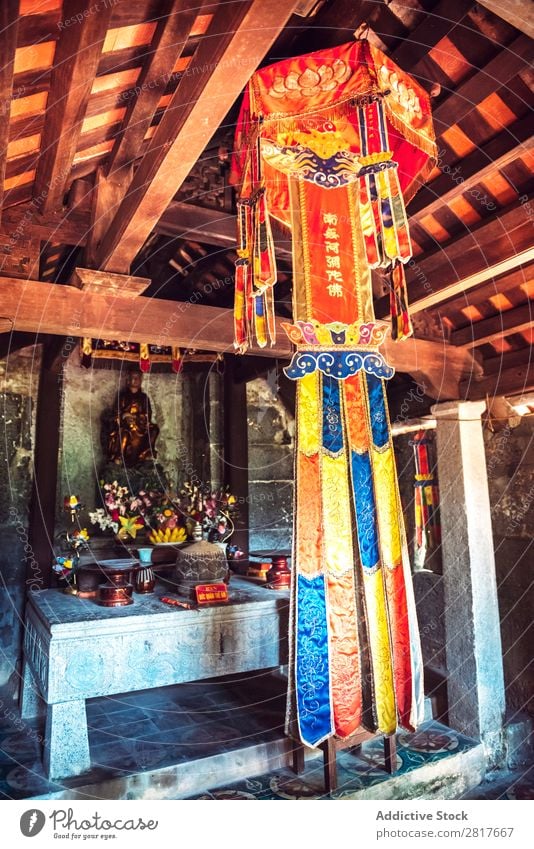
[
  {"left": 89, "top": 480, "right": 149, "bottom": 540},
  {"left": 90, "top": 481, "right": 187, "bottom": 543},
  {"left": 178, "top": 480, "right": 237, "bottom": 542}
]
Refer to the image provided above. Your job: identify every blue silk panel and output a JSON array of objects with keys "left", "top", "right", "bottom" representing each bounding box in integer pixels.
[
  {"left": 322, "top": 375, "right": 343, "bottom": 455},
  {"left": 296, "top": 574, "right": 333, "bottom": 746},
  {"left": 366, "top": 373, "right": 389, "bottom": 448},
  {"left": 351, "top": 450, "right": 379, "bottom": 570}
]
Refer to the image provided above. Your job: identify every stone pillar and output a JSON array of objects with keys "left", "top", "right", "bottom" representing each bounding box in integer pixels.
[{"left": 432, "top": 400, "right": 505, "bottom": 762}]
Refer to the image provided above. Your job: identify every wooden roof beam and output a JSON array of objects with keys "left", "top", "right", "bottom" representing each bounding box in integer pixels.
[
  {"left": 32, "top": 0, "right": 114, "bottom": 215},
  {"left": 95, "top": 0, "right": 302, "bottom": 273},
  {"left": 428, "top": 264, "right": 533, "bottom": 316},
  {"left": 390, "top": 0, "right": 472, "bottom": 70},
  {"left": 0, "top": 1, "right": 19, "bottom": 221},
  {"left": 451, "top": 302, "right": 533, "bottom": 348},
  {"left": 105, "top": 0, "right": 200, "bottom": 178},
  {"left": 460, "top": 360, "right": 534, "bottom": 401},
  {"left": 475, "top": 1, "right": 534, "bottom": 40}
]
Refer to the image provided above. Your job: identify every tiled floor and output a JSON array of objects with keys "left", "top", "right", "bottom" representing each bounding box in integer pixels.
[
  {"left": 0, "top": 672, "right": 288, "bottom": 799},
  {"left": 1, "top": 673, "right": 514, "bottom": 801},
  {"left": 187, "top": 721, "right": 482, "bottom": 800}
]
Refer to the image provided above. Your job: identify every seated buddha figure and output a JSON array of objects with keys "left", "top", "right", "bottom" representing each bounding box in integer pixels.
[{"left": 106, "top": 371, "right": 159, "bottom": 467}]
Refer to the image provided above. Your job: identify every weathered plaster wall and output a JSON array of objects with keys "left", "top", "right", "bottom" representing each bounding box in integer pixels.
[
  {"left": 247, "top": 375, "right": 294, "bottom": 552},
  {"left": 0, "top": 346, "right": 41, "bottom": 695}
]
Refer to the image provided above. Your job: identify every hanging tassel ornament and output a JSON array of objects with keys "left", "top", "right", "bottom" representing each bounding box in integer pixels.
[{"left": 389, "top": 260, "right": 413, "bottom": 340}]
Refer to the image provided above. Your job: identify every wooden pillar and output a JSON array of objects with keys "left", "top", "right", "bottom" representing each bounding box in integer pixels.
[
  {"left": 223, "top": 356, "right": 249, "bottom": 555},
  {"left": 27, "top": 338, "right": 66, "bottom": 587},
  {"left": 432, "top": 400, "right": 506, "bottom": 763}
]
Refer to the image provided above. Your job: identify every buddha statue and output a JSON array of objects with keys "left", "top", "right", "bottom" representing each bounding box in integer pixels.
[{"left": 106, "top": 370, "right": 159, "bottom": 467}]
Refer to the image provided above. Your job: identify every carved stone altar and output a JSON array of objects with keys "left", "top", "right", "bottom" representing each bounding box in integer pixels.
[{"left": 20, "top": 578, "right": 289, "bottom": 780}]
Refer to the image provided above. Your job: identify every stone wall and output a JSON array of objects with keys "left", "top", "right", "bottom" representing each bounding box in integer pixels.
[
  {"left": 0, "top": 345, "right": 42, "bottom": 696},
  {"left": 484, "top": 417, "right": 534, "bottom": 718},
  {"left": 246, "top": 375, "right": 294, "bottom": 552}
]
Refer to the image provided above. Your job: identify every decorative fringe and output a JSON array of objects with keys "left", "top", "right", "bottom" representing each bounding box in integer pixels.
[
  {"left": 357, "top": 97, "right": 412, "bottom": 271},
  {"left": 233, "top": 182, "right": 276, "bottom": 350},
  {"left": 389, "top": 261, "right": 413, "bottom": 341},
  {"left": 139, "top": 343, "right": 150, "bottom": 373},
  {"left": 80, "top": 337, "right": 92, "bottom": 369},
  {"left": 172, "top": 347, "right": 182, "bottom": 373}
]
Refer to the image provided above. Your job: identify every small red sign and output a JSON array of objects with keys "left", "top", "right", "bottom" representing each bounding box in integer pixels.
[{"left": 195, "top": 583, "right": 229, "bottom": 604}]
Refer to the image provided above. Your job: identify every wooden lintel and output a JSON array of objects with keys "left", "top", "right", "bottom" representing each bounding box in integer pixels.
[
  {"left": 96, "top": 0, "right": 302, "bottom": 272},
  {"left": 0, "top": 275, "right": 480, "bottom": 388},
  {"left": 460, "top": 362, "right": 534, "bottom": 401},
  {"left": 1, "top": 205, "right": 92, "bottom": 248},
  {"left": 70, "top": 268, "right": 151, "bottom": 297}
]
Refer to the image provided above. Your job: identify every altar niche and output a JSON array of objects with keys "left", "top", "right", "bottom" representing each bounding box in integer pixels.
[{"left": 54, "top": 350, "right": 223, "bottom": 539}]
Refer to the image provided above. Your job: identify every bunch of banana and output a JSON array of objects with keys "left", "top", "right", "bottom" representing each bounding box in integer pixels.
[{"left": 149, "top": 526, "right": 187, "bottom": 544}]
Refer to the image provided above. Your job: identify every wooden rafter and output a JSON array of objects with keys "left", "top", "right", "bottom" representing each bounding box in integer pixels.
[
  {"left": 432, "top": 34, "right": 532, "bottom": 137},
  {"left": 33, "top": 0, "right": 114, "bottom": 214},
  {"left": 375, "top": 195, "right": 534, "bottom": 317},
  {"left": 390, "top": 0, "right": 473, "bottom": 71},
  {"left": 452, "top": 302, "right": 533, "bottom": 347},
  {"left": 483, "top": 347, "right": 533, "bottom": 375},
  {"left": 106, "top": 0, "right": 201, "bottom": 177},
  {"left": 429, "top": 264, "right": 533, "bottom": 316},
  {"left": 95, "top": 0, "right": 302, "bottom": 273},
  {"left": 0, "top": 1, "right": 19, "bottom": 220},
  {"left": 409, "top": 116, "right": 534, "bottom": 221}
]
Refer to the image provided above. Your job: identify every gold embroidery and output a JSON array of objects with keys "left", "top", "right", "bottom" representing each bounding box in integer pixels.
[{"left": 321, "top": 454, "right": 354, "bottom": 578}]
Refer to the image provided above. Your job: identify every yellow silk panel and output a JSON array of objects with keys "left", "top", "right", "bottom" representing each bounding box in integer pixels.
[
  {"left": 321, "top": 454, "right": 354, "bottom": 579},
  {"left": 363, "top": 569, "right": 397, "bottom": 734},
  {"left": 372, "top": 446, "right": 402, "bottom": 569},
  {"left": 296, "top": 371, "right": 321, "bottom": 456}
]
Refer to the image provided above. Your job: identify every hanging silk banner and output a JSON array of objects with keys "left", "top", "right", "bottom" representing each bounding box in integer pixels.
[
  {"left": 411, "top": 429, "right": 441, "bottom": 571},
  {"left": 231, "top": 39, "right": 436, "bottom": 747}
]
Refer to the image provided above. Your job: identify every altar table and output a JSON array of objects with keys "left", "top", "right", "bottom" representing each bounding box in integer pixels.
[{"left": 20, "top": 578, "right": 289, "bottom": 780}]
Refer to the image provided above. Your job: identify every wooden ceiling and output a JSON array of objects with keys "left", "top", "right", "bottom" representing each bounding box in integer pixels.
[{"left": 0, "top": 0, "right": 532, "bottom": 403}]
